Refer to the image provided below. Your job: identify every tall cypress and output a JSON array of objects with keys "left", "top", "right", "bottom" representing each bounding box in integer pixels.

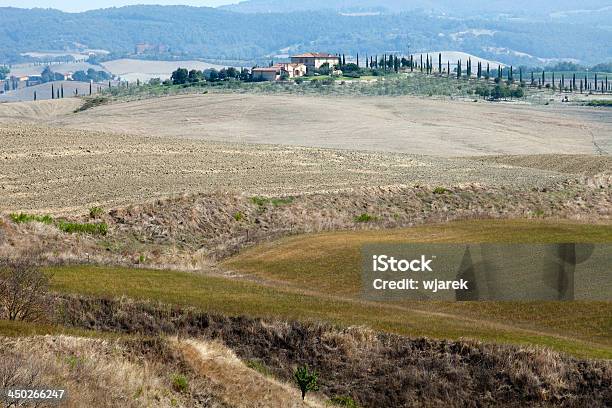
[
  {"left": 356, "top": 53, "right": 359, "bottom": 67},
  {"left": 486, "top": 63, "right": 490, "bottom": 79},
  {"left": 457, "top": 60, "right": 461, "bottom": 78},
  {"left": 51, "top": 84, "right": 54, "bottom": 99},
  {"left": 447, "top": 61, "right": 450, "bottom": 77},
  {"left": 438, "top": 53, "right": 442, "bottom": 73}
]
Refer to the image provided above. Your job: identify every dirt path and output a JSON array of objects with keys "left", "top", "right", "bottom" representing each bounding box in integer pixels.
[{"left": 178, "top": 339, "right": 326, "bottom": 408}]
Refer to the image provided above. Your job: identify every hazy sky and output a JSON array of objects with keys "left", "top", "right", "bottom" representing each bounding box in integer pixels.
[{"left": 0, "top": 0, "right": 239, "bottom": 12}]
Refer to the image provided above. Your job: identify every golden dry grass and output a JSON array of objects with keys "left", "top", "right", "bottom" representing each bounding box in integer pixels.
[
  {"left": 179, "top": 339, "right": 326, "bottom": 407},
  {"left": 0, "top": 335, "right": 205, "bottom": 407}
]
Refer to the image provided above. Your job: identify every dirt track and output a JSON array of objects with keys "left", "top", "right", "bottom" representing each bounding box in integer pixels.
[{"left": 42, "top": 94, "right": 612, "bottom": 156}]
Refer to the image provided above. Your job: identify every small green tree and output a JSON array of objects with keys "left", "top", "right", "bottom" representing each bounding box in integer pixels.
[
  {"left": 171, "top": 68, "right": 189, "bottom": 85},
  {"left": 294, "top": 365, "right": 319, "bottom": 401},
  {"left": 0, "top": 66, "right": 9, "bottom": 80}
]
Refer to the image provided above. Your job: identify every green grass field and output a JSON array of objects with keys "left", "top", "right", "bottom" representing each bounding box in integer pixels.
[
  {"left": 42, "top": 263, "right": 611, "bottom": 359},
  {"left": 34, "top": 219, "right": 612, "bottom": 359}
]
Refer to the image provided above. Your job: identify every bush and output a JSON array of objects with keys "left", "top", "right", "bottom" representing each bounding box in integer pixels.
[
  {"left": 294, "top": 365, "right": 319, "bottom": 400},
  {"left": 89, "top": 206, "right": 104, "bottom": 219},
  {"left": 9, "top": 213, "right": 53, "bottom": 225},
  {"left": 57, "top": 221, "right": 108, "bottom": 235},
  {"left": 171, "top": 374, "right": 188, "bottom": 393},
  {"left": 0, "top": 257, "right": 50, "bottom": 321},
  {"left": 245, "top": 359, "right": 273, "bottom": 377},
  {"left": 433, "top": 187, "right": 450, "bottom": 194},
  {"left": 233, "top": 212, "right": 244, "bottom": 221},
  {"left": 330, "top": 395, "right": 359, "bottom": 407},
  {"left": 354, "top": 213, "right": 375, "bottom": 223}
]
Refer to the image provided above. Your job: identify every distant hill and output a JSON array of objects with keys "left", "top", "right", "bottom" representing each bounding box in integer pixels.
[
  {"left": 221, "top": 0, "right": 612, "bottom": 16},
  {"left": 0, "top": 5, "right": 610, "bottom": 66}
]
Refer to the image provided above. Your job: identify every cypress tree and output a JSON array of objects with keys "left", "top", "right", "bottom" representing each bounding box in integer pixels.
[
  {"left": 342, "top": 54, "right": 346, "bottom": 66},
  {"left": 410, "top": 55, "right": 413, "bottom": 71},
  {"left": 519, "top": 68, "right": 523, "bottom": 83},
  {"left": 438, "top": 53, "right": 442, "bottom": 73},
  {"left": 61, "top": 84, "right": 64, "bottom": 98},
  {"left": 356, "top": 53, "right": 359, "bottom": 67},
  {"left": 447, "top": 61, "right": 450, "bottom": 77},
  {"left": 89, "top": 82, "right": 92, "bottom": 95},
  {"left": 486, "top": 63, "right": 490, "bottom": 79},
  {"left": 457, "top": 60, "right": 461, "bottom": 78},
  {"left": 33, "top": 91, "right": 37, "bottom": 101},
  {"left": 561, "top": 74, "right": 565, "bottom": 90},
  {"left": 531, "top": 71, "right": 534, "bottom": 85},
  {"left": 595, "top": 74, "right": 598, "bottom": 91},
  {"left": 542, "top": 71, "right": 545, "bottom": 86},
  {"left": 420, "top": 54, "right": 423, "bottom": 72},
  {"left": 551, "top": 72, "right": 555, "bottom": 90},
  {"left": 573, "top": 73, "right": 576, "bottom": 90},
  {"left": 51, "top": 84, "right": 54, "bottom": 99}
]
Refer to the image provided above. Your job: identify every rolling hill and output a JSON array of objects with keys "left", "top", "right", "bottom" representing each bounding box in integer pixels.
[{"left": 0, "top": 5, "right": 611, "bottom": 65}]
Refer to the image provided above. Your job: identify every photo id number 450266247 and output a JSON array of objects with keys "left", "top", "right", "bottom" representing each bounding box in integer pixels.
[{"left": 1, "top": 388, "right": 67, "bottom": 402}]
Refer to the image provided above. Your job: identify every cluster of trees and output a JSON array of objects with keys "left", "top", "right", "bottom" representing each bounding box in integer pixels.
[
  {"left": 170, "top": 67, "right": 250, "bottom": 84},
  {"left": 475, "top": 83, "right": 524, "bottom": 100},
  {"left": 40, "top": 66, "right": 66, "bottom": 83},
  {"left": 72, "top": 68, "right": 111, "bottom": 82},
  {"left": 0, "top": 66, "right": 9, "bottom": 80}
]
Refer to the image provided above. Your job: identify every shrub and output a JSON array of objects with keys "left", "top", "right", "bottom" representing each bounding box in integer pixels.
[
  {"left": 171, "top": 374, "right": 188, "bottom": 393},
  {"left": 0, "top": 257, "right": 50, "bottom": 322},
  {"left": 245, "top": 359, "right": 273, "bottom": 377},
  {"left": 294, "top": 365, "right": 319, "bottom": 400},
  {"left": 89, "top": 206, "right": 104, "bottom": 219},
  {"left": 57, "top": 221, "right": 108, "bottom": 235},
  {"left": 433, "top": 187, "right": 450, "bottom": 194},
  {"left": 330, "top": 395, "right": 359, "bottom": 407},
  {"left": 9, "top": 213, "right": 53, "bottom": 225},
  {"left": 233, "top": 212, "right": 244, "bottom": 221},
  {"left": 251, "top": 196, "right": 294, "bottom": 207},
  {"left": 354, "top": 213, "right": 375, "bottom": 223}
]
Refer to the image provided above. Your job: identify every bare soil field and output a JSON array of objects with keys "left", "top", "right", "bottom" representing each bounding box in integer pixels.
[
  {"left": 0, "top": 124, "right": 580, "bottom": 214},
  {"left": 42, "top": 94, "right": 612, "bottom": 156}
]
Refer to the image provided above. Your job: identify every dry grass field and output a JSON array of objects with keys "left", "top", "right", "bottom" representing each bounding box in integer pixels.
[
  {"left": 1, "top": 94, "right": 610, "bottom": 213},
  {"left": 46, "top": 94, "right": 612, "bottom": 156},
  {"left": 1, "top": 123, "right": 582, "bottom": 214}
]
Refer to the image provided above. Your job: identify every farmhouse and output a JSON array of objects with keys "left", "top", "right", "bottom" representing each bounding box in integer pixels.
[
  {"left": 251, "top": 62, "right": 307, "bottom": 81},
  {"left": 291, "top": 52, "right": 339, "bottom": 73}
]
